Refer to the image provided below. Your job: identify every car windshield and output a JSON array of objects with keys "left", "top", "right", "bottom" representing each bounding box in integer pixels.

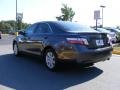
[
  {"left": 56, "top": 22, "right": 98, "bottom": 33},
  {"left": 97, "top": 28, "right": 110, "bottom": 33},
  {"left": 106, "top": 28, "right": 120, "bottom": 33},
  {"left": 114, "top": 29, "right": 120, "bottom": 32}
]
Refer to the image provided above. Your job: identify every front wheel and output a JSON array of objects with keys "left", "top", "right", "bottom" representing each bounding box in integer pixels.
[
  {"left": 13, "top": 43, "right": 20, "bottom": 56},
  {"left": 44, "top": 49, "right": 59, "bottom": 71},
  {"left": 83, "top": 63, "right": 94, "bottom": 67}
]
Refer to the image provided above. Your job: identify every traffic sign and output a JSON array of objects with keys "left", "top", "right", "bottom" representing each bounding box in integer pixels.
[{"left": 94, "top": 10, "right": 100, "bottom": 20}]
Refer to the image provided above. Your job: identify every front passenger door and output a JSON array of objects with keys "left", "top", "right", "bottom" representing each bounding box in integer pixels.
[
  {"left": 29, "top": 23, "right": 53, "bottom": 55},
  {"left": 23, "top": 24, "right": 37, "bottom": 53}
]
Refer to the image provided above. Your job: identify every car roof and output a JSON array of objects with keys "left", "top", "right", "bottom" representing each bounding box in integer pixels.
[{"left": 35, "top": 21, "right": 72, "bottom": 24}]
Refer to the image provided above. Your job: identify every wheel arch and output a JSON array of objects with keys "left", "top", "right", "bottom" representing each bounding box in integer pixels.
[
  {"left": 41, "top": 45, "right": 59, "bottom": 59},
  {"left": 42, "top": 46, "right": 56, "bottom": 55}
]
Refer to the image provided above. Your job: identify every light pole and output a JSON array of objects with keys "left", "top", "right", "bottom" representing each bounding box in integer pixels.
[
  {"left": 100, "top": 5, "right": 106, "bottom": 27},
  {"left": 16, "top": 0, "right": 18, "bottom": 31}
]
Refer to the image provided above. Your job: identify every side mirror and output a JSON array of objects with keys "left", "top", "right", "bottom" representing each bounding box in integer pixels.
[{"left": 18, "top": 31, "right": 25, "bottom": 35}]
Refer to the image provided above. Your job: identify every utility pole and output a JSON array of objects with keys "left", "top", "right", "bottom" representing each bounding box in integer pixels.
[
  {"left": 16, "top": 0, "right": 18, "bottom": 31},
  {"left": 100, "top": 5, "right": 106, "bottom": 27},
  {"left": 96, "top": 19, "right": 98, "bottom": 30}
]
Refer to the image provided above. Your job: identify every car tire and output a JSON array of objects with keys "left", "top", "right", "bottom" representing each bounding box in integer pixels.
[
  {"left": 83, "top": 63, "right": 94, "bottom": 67},
  {"left": 13, "top": 43, "right": 20, "bottom": 56},
  {"left": 44, "top": 49, "right": 59, "bottom": 71}
]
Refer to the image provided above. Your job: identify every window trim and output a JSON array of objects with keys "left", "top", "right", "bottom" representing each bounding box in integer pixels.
[{"left": 45, "top": 23, "right": 53, "bottom": 33}]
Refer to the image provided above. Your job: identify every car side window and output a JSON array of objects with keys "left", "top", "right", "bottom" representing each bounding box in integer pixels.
[
  {"left": 25, "top": 24, "right": 37, "bottom": 35},
  {"left": 34, "top": 23, "right": 52, "bottom": 34}
]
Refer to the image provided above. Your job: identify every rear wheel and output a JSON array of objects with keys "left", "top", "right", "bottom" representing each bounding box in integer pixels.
[
  {"left": 44, "top": 49, "right": 59, "bottom": 71},
  {"left": 13, "top": 43, "right": 20, "bottom": 56},
  {"left": 83, "top": 63, "right": 94, "bottom": 67}
]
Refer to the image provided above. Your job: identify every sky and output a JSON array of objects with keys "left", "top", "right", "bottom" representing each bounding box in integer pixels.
[{"left": 0, "top": 0, "right": 120, "bottom": 27}]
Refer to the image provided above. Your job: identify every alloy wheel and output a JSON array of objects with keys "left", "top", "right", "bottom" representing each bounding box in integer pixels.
[{"left": 13, "top": 43, "right": 18, "bottom": 56}]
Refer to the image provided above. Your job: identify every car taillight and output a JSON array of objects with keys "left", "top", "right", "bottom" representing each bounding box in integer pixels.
[{"left": 66, "top": 38, "right": 89, "bottom": 45}]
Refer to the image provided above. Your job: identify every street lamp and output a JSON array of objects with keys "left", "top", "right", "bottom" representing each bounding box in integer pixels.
[
  {"left": 16, "top": 0, "right": 18, "bottom": 31},
  {"left": 16, "top": 0, "right": 23, "bottom": 31},
  {"left": 100, "top": 5, "right": 106, "bottom": 27}
]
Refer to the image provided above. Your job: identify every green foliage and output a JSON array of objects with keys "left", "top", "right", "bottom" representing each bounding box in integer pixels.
[
  {"left": 56, "top": 4, "right": 75, "bottom": 21},
  {"left": 117, "top": 33, "right": 120, "bottom": 41},
  {"left": 0, "top": 20, "right": 29, "bottom": 34},
  {"left": 17, "top": 20, "right": 22, "bottom": 30}
]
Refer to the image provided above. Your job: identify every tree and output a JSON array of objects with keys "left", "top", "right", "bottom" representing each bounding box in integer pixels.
[
  {"left": 6, "top": 20, "right": 16, "bottom": 30},
  {"left": 0, "top": 21, "right": 12, "bottom": 33},
  {"left": 0, "top": 20, "right": 29, "bottom": 33},
  {"left": 56, "top": 4, "right": 75, "bottom": 21},
  {"left": 17, "top": 20, "right": 22, "bottom": 30}
]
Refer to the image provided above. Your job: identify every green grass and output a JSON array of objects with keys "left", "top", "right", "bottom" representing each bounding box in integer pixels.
[
  {"left": 114, "top": 46, "right": 120, "bottom": 50},
  {"left": 113, "top": 44, "right": 120, "bottom": 55}
]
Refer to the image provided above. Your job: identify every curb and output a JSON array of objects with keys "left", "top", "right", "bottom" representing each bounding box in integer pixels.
[
  {"left": 112, "top": 50, "right": 120, "bottom": 55},
  {"left": 1, "top": 34, "right": 9, "bottom": 35}
]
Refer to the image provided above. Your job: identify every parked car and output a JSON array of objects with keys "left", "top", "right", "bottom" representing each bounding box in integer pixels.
[
  {"left": 105, "top": 28, "right": 120, "bottom": 42},
  {"left": 95, "top": 28, "right": 117, "bottom": 43},
  {"left": 13, "top": 21, "right": 113, "bottom": 71},
  {"left": 0, "top": 31, "right": 2, "bottom": 39}
]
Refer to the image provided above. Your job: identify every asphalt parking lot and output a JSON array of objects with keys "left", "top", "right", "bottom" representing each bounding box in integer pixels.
[{"left": 0, "top": 35, "right": 120, "bottom": 90}]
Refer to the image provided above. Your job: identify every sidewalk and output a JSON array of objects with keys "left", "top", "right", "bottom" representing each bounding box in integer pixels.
[{"left": 0, "top": 45, "right": 13, "bottom": 55}]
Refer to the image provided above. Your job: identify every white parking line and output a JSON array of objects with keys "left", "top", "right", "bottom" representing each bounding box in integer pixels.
[
  {"left": 0, "top": 84, "right": 15, "bottom": 90},
  {"left": 0, "top": 45, "right": 13, "bottom": 55}
]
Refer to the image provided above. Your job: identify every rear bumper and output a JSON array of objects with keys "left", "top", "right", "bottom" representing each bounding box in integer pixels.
[
  {"left": 75, "top": 47, "right": 112, "bottom": 64},
  {"left": 57, "top": 46, "right": 113, "bottom": 64}
]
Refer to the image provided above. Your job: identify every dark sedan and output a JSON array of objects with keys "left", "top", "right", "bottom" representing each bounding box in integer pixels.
[{"left": 13, "top": 21, "right": 113, "bottom": 71}]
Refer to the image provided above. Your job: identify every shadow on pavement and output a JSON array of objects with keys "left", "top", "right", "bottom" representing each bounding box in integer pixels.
[{"left": 0, "top": 53, "right": 103, "bottom": 90}]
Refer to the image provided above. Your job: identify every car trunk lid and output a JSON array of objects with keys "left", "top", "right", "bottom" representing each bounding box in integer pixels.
[{"left": 77, "top": 33, "right": 110, "bottom": 49}]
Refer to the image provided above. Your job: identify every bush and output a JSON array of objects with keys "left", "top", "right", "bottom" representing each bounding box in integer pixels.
[
  {"left": 0, "top": 29, "right": 10, "bottom": 34},
  {"left": 116, "top": 33, "right": 120, "bottom": 42}
]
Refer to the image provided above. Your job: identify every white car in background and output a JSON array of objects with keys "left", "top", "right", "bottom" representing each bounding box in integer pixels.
[
  {"left": 96, "top": 28, "right": 117, "bottom": 43},
  {"left": 104, "top": 28, "right": 120, "bottom": 42}
]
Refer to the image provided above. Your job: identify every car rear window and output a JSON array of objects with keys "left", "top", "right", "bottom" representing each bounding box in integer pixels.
[
  {"left": 49, "top": 22, "right": 65, "bottom": 33},
  {"left": 55, "top": 22, "right": 97, "bottom": 33}
]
